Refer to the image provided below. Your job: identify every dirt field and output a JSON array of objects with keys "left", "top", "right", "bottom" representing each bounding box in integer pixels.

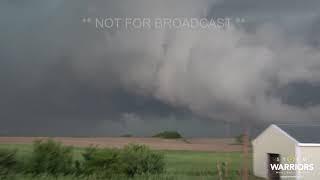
[{"left": 0, "top": 137, "right": 242, "bottom": 152}]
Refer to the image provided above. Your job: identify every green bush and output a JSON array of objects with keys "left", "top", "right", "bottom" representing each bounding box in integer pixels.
[
  {"left": 0, "top": 141, "right": 165, "bottom": 178},
  {"left": 152, "top": 131, "right": 182, "bottom": 139},
  {"left": 79, "top": 144, "right": 164, "bottom": 178},
  {"left": 79, "top": 147, "right": 123, "bottom": 178},
  {"left": 28, "top": 139, "right": 74, "bottom": 176},
  {"left": 121, "top": 144, "right": 165, "bottom": 177},
  {"left": 0, "top": 149, "right": 17, "bottom": 178}
]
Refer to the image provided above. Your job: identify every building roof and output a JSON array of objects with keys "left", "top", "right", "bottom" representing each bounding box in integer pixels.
[{"left": 276, "top": 124, "right": 320, "bottom": 144}]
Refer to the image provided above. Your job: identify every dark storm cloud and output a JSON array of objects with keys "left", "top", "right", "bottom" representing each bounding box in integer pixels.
[
  {"left": 210, "top": 0, "right": 320, "bottom": 14},
  {"left": 0, "top": 0, "right": 215, "bottom": 136},
  {"left": 1, "top": 0, "right": 320, "bottom": 136},
  {"left": 209, "top": 0, "right": 320, "bottom": 43}
]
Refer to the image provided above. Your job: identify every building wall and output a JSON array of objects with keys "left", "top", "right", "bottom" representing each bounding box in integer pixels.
[
  {"left": 252, "top": 125, "right": 298, "bottom": 179},
  {"left": 297, "top": 146, "right": 320, "bottom": 180}
]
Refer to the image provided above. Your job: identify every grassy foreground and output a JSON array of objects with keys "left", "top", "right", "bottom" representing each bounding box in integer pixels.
[{"left": 0, "top": 144, "right": 261, "bottom": 180}]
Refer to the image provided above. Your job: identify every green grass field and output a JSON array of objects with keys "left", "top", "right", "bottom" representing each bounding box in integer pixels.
[{"left": 0, "top": 144, "right": 262, "bottom": 180}]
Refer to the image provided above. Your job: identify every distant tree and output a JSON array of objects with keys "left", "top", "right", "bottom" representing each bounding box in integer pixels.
[
  {"left": 235, "top": 134, "right": 244, "bottom": 144},
  {"left": 120, "top": 134, "right": 133, "bottom": 137},
  {"left": 235, "top": 134, "right": 251, "bottom": 145},
  {"left": 152, "top": 131, "right": 182, "bottom": 139}
]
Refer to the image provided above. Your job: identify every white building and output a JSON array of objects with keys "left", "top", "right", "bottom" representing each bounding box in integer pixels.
[{"left": 252, "top": 124, "right": 320, "bottom": 180}]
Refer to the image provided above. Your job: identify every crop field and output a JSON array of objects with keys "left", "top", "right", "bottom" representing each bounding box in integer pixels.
[
  {"left": 0, "top": 137, "right": 242, "bottom": 152},
  {"left": 0, "top": 138, "right": 262, "bottom": 180}
]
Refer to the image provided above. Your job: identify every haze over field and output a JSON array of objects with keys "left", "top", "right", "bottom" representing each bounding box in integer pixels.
[{"left": 1, "top": 0, "right": 320, "bottom": 136}]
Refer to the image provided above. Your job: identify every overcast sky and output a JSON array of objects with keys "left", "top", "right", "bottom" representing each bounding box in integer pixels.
[{"left": 1, "top": 0, "right": 320, "bottom": 137}]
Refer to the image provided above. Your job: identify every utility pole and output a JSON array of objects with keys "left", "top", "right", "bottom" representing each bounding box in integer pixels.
[{"left": 242, "top": 125, "right": 249, "bottom": 180}]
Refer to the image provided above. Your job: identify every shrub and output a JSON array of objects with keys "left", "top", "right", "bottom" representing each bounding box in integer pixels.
[
  {"left": 121, "top": 144, "right": 164, "bottom": 177},
  {"left": 152, "top": 131, "right": 182, "bottom": 139},
  {"left": 80, "top": 146, "right": 123, "bottom": 178},
  {"left": 0, "top": 149, "right": 17, "bottom": 178},
  {"left": 80, "top": 144, "right": 165, "bottom": 178},
  {"left": 28, "top": 139, "right": 74, "bottom": 176}
]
